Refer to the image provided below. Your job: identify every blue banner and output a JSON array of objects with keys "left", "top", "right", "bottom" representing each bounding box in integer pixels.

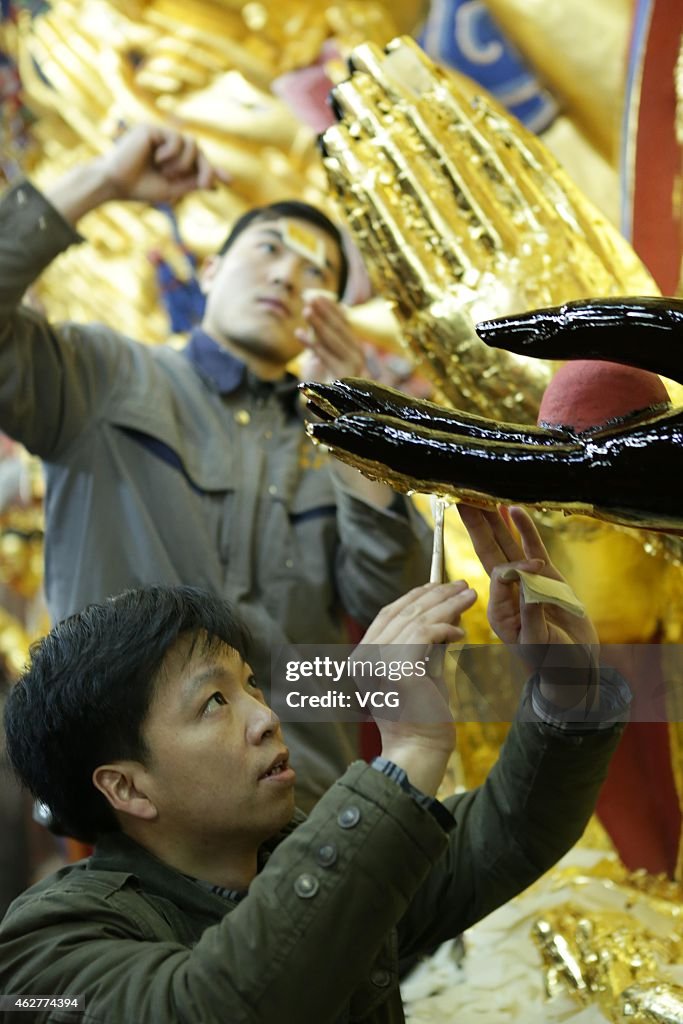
[{"left": 418, "top": 0, "right": 558, "bottom": 134}]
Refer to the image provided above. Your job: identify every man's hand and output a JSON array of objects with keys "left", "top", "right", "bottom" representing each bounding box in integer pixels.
[
  {"left": 358, "top": 580, "right": 477, "bottom": 795},
  {"left": 97, "top": 125, "right": 224, "bottom": 205},
  {"left": 361, "top": 580, "right": 475, "bottom": 647},
  {"left": 458, "top": 503, "right": 599, "bottom": 710},
  {"left": 298, "top": 295, "right": 405, "bottom": 510},
  {"left": 47, "top": 125, "right": 227, "bottom": 226},
  {"left": 296, "top": 294, "right": 366, "bottom": 383}
]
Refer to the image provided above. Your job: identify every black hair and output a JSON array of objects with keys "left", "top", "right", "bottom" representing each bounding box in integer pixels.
[
  {"left": 218, "top": 200, "right": 349, "bottom": 298},
  {"left": 4, "top": 586, "right": 250, "bottom": 843}
]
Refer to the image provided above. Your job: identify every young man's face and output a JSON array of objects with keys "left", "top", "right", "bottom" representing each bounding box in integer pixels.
[
  {"left": 202, "top": 216, "right": 342, "bottom": 370},
  {"left": 137, "top": 639, "right": 296, "bottom": 847}
]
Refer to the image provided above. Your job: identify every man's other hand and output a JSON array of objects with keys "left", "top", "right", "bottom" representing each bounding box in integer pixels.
[
  {"left": 297, "top": 294, "right": 366, "bottom": 383},
  {"left": 47, "top": 125, "right": 229, "bottom": 226},
  {"left": 458, "top": 503, "right": 600, "bottom": 711},
  {"left": 98, "top": 125, "right": 227, "bottom": 205}
]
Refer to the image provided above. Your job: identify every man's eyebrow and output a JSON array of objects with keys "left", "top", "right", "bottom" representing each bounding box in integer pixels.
[
  {"left": 254, "top": 226, "right": 339, "bottom": 275},
  {"left": 254, "top": 226, "right": 283, "bottom": 243},
  {"left": 180, "top": 665, "right": 234, "bottom": 707}
]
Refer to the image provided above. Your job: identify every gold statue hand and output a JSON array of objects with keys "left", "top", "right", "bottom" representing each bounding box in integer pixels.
[{"left": 320, "top": 37, "right": 657, "bottom": 422}]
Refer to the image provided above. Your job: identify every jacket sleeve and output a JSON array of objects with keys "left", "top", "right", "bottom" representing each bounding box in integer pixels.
[
  {"left": 331, "top": 479, "right": 433, "bottom": 626},
  {"left": 0, "top": 179, "right": 124, "bottom": 458},
  {"left": 395, "top": 689, "right": 627, "bottom": 960},
  {"left": 0, "top": 764, "right": 450, "bottom": 1024}
]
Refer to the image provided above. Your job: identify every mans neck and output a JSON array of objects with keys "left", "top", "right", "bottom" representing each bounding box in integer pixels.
[
  {"left": 126, "top": 826, "right": 261, "bottom": 891},
  {"left": 200, "top": 321, "right": 289, "bottom": 383}
]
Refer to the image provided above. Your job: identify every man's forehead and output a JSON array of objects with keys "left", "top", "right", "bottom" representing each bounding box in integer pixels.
[
  {"left": 155, "top": 634, "right": 245, "bottom": 693},
  {"left": 244, "top": 218, "right": 341, "bottom": 273}
]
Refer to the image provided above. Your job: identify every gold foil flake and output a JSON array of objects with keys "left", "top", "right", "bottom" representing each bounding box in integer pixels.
[
  {"left": 533, "top": 905, "right": 683, "bottom": 1017},
  {"left": 528, "top": 858, "right": 683, "bottom": 1022},
  {"left": 620, "top": 983, "right": 683, "bottom": 1022}
]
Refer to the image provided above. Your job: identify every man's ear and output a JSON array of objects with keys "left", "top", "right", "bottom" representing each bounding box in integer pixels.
[
  {"left": 199, "top": 254, "right": 220, "bottom": 295},
  {"left": 92, "top": 763, "right": 158, "bottom": 822}
]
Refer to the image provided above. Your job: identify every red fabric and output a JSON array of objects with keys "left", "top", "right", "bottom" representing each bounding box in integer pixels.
[
  {"left": 597, "top": 722, "right": 681, "bottom": 876},
  {"left": 593, "top": 643, "right": 680, "bottom": 875},
  {"left": 628, "top": 0, "right": 683, "bottom": 295},
  {"left": 539, "top": 362, "right": 680, "bottom": 875}
]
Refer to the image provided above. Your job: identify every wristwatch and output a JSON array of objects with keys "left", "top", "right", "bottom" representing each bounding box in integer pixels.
[{"left": 370, "top": 756, "right": 456, "bottom": 833}]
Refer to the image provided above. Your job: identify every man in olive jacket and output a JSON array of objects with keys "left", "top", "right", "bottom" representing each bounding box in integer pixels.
[{"left": 0, "top": 506, "right": 629, "bottom": 1023}]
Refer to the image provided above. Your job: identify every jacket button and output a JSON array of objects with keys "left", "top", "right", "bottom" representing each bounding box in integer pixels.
[
  {"left": 337, "top": 806, "right": 361, "bottom": 829},
  {"left": 370, "top": 968, "right": 391, "bottom": 988},
  {"left": 294, "top": 873, "right": 319, "bottom": 899},
  {"left": 317, "top": 843, "right": 338, "bottom": 867},
  {"left": 234, "top": 409, "right": 251, "bottom": 425}
]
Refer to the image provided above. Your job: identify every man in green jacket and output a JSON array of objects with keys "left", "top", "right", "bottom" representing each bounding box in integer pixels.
[{"left": 0, "top": 505, "right": 628, "bottom": 1023}]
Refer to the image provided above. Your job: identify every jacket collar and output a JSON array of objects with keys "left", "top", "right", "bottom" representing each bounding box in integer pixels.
[
  {"left": 89, "top": 832, "right": 228, "bottom": 919},
  {"left": 183, "top": 328, "right": 244, "bottom": 395},
  {"left": 183, "top": 327, "right": 300, "bottom": 415},
  {"left": 89, "top": 811, "right": 307, "bottom": 917}
]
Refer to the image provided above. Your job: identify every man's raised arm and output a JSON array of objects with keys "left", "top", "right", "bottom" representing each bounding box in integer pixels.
[
  {"left": 0, "top": 126, "right": 222, "bottom": 457},
  {"left": 45, "top": 125, "right": 222, "bottom": 227}
]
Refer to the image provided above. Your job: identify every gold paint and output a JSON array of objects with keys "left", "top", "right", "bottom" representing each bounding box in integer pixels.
[
  {"left": 537, "top": 514, "right": 674, "bottom": 645},
  {"left": 322, "top": 37, "right": 658, "bottom": 423}
]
